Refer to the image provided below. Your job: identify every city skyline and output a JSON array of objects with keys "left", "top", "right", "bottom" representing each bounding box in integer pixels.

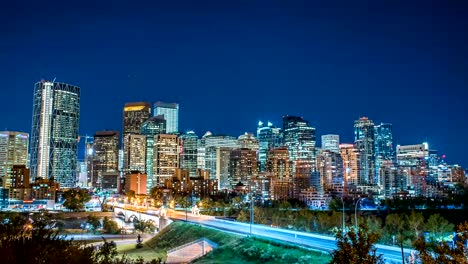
[{"left": 1, "top": 1, "right": 467, "bottom": 166}]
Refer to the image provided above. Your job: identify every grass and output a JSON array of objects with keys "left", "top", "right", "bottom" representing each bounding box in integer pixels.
[{"left": 115, "top": 221, "right": 331, "bottom": 263}]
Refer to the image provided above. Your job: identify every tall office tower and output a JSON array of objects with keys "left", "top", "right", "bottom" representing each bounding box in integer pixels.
[
  {"left": 374, "top": 123, "right": 394, "bottom": 186},
  {"left": 0, "top": 132, "right": 29, "bottom": 188},
  {"left": 228, "top": 148, "right": 258, "bottom": 188},
  {"left": 257, "top": 121, "right": 282, "bottom": 172},
  {"left": 354, "top": 117, "right": 375, "bottom": 185},
  {"left": 321, "top": 134, "right": 340, "bottom": 153},
  {"left": 141, "top": 115, "right": 166, "bottom": 190},
  {"left": 197, "top": 132, "right": 210, "bottom": 170},
  {"left": 127, "top": 135, "right": 146, "bottom": 173},
  {"left": 180, "top": 131, "right": 198, "bottom": 177},
  {"left": 122, "top": 102, "right": 151, "bottom": 174},
  {"left": 154, "top": 101, "right": 179, "bottom": 133},
  {"left": 217, "top": 147, "right": 233, "bottom": 190},
  {"left": 154, "top": 134, "right": 180, "bottom": 186},
  {"left": 92, "top": 131, "right": 119, "bottom": 189},
  {"left": 316, "top": 149, "right": 343, "bottom": 192},
  {"left": 30, "top": 81, "right": 80, "bottom": 188},
  {"left": 397, "top": 142, "right": 435, "bottom": 196},
  {"left": 204, "top": 134, "right": 239, "bottom": 181},
  {"left": 339, "top": 144, "right": 361, "bottom": 188},
  {"left": 265, "top": 147, "right": 293, "bottom": 200},
  {"left": 237, "top": 133, "right": 259, "bottom": 151},
  {"left": 283, "top": 116, "right": 316, "bottom": 194}
]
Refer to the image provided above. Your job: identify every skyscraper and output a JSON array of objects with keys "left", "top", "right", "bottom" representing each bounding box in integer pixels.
[
  {"left": 141, "top": 116, "right": 166, "bottom": 190},
  {"left": 204, "top": 134, "right": 239, "bottom": 181},
  {"left": 339, "top": 144, "right": 361, "bottom": 188},
  {"left": 257, "top": 121, "right": 282, "bottom": 172},
  {"left": 154, "top": 134, "right": 180, "bottom": 186},
  {"left": 321, "top": 134, "right": 340, "bottom": 153},
  {"left": 229, "top": 148, "right": 258, "bottom": 188},
  {"left": 180, "top": 131, "right": 198, "bottom": 177},
  {"left": 122, "top": 102, "right": 151, "bottom": 173},
  {"left": 0, "top": 131, "right": 29, "bottom": 188},
  {"left": 354, "top": 117, "right": 375, "bottom": 185},
  {"left": 374, "top": 123, "right": 394, "bottom": 186},
  {"left": 237, "top": 133, "right": 259, "bottom": 151},
  {"left": 316, "top": 149, "right": 343, "bottom": 191},
  {"left": 92, "top": 131, "right": 119, "bottom": 189},
  {"left": 265, "top": 147, "right": 293, "bottom": 200},
  {"left": 154, "top": 101, "right": 179, "bottom": 133},
  {"left": 30, "top": 81, "right": 80, "bottom": 188}
]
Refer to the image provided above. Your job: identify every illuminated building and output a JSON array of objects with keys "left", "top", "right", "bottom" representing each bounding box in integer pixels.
[
  {"left": 216, "top": 147, "right": 232, "bottom": 190},
  {"left": 141, "top": 116, "right": 166, "bottom": 190},
  {"left": 374, "top": 123, "right": 394, "bottom": 186},
  {"left": 257, "top": 121, "right": 282, "bottom": 172},
  {"left": 180, "top": 131, "right": 199, "bottom": 177},
  {"left": 237, "top": 133, "right": 259, "bottom": 151},
  {"left": 122, "top": 102, "right": 151, "bottom": 173},
  {"left": 127, "top": 134, "right": 146, "bottom": 173},
  {"left": 379, "top": 161, "right": 406, "bottom": 198},
  {"left": 84, "top": 137, "right": 94, "bottom": 187},
  {"left": 321, "top": 134, "right": 340, "bottom": 153},
  {"left": 0, "top": 131, "right": 29, "bottom": 188},
  {"left": 339, "top": 144, "right": 361, "bottom": 188},
  {"left": 265, "top": 147, "right": 293, "bottom": 200},
  {"left": 30, "top": 81, "right": 80, "bottom": 188},
  {"left": 228, "top": 148, "right": 258, "bottom": 188},
  {"left": 154, "top": 101, "right": 179, "bottom": 133},
  {"left": 154, "top": 134, "right": 180, "bottom": 187},
  {"left": 92, "top": 131, "right": 119, "bottom": 189},
  {"left": 354, "top": 117, "right": 375, "bottom": 185},
  {"left": 204, "top": 134, "right": 239, "bottom": 182},
  {"left": 316, "top": 149, "right": 343, "bottom": 191}
]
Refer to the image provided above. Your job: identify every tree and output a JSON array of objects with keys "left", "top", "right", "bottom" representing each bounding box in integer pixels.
[
  {"left": 87, "top": 214, "right": 102, "bottom": 233},
  {"left": 134, "top": 219, "right": 156, "bottom": 234},
  {"left": 414, "top": 221, "right": 468, "bottom": 264},
  {"left": 237, "top": 209, "right": 249, "bottom": 223},
  {"left": 330, "top": 224, "right": 384, "bottom": 264},
  {"left": 149, "top": 187, "right": 164, "bottom": 205},
  {"left": 425, "top": 214, "right": 454, "bottom": 242},
  {"left": 406, "top": 210, "right": 425, "bottom": 239},
  {"left": 126, "top": 190, "right": 136, "bottom": 201},
  {"left": 62, "top": 189, "right": 91, "bottom": 212},
  {"left": 385, "top": 213, "right": 410, "bottom": 263},
  {"left": 103, "top": 216, "right": 120, "bottom": 234}
]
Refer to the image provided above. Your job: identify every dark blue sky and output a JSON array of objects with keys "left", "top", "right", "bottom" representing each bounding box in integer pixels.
[{"left": 1, "top": 1, "right": 467, "bottom": 165}]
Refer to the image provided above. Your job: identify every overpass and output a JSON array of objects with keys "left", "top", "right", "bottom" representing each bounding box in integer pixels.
[{"left": 113, "top": 206, "right": 161, "bottom": 227}]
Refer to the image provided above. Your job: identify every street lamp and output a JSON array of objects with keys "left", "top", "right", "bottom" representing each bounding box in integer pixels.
[
  {"left": 354, "top": 197, "right": 365, "bottom": 230},
  {"left": 249, "top": 193, "right": 254, "bottom": 236}
]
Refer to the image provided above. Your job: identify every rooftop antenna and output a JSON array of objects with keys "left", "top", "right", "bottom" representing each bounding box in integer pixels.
[{"left": 52, "top": 77, "right": 56, "bottom": 83}]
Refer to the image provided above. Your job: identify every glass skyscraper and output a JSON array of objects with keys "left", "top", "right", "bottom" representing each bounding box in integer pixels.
[
  {"left": 180, "top": 131, "right": 198, "bottom": 177},
  {"left": 30, "top": 81, "right": 80, "bottom": 188},
  {"left": 354, "top": 117, "right": 375, "bottom": 185},
  {"left": 141, "top": 116, "right": 166, "bottom": 190},
  {"left": 92, "top": 131, "right": 119, "bottom": 188},
  {"left": 374, "top": 123, "right": 393, "bottom": 186},
  {"left": 257, "top": 121, "right": 282, "bottom": 172},
  {"left": 154, "top": 101, "right": 179, "bottom": 133}
]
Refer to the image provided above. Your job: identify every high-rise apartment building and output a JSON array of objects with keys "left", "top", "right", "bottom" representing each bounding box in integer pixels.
[
  {"left": 154, "top": 134, "right": 180, "bottom": 187},
  {"left": 316, "top": 149, "right": 343, "bottom": 191},
  {"left": 321, "top": 134, "right": 340, "bottom": 153},
  {"left": 141, "top": 116, "right": 166, "bottom": 190},
  {"left": 30, "top": 81, "right": 80, "bottom": 188},
  {"left": 228, "top": 148, "right": 258, "bottom": 188},
  {"left": 339, "top": 144, "right": 361, "bottom": 188},
  {"left": 127, "top": 134, "right": 146, "bottom": 173},
  {"left": 92, "top": 131, "right": 119, "bottom": 189},
  {"left": 0, "top": 132, "right": 29, "bottom": 188},
  {"left": 354, "top": 117, "right": 375, "bottom": 185},
  {"left": 374, "top": 123, "right": 394, "bottom": 186},
  {"left": 257, "top": 121, "right": 282, "bottom": 172},
  {"left": 216, "top": 147, "right": 233, "bottom": 190},
  {"left": 154, "top": 101, "right": 179, "bottom": 133},
  {"left": 122, "top": 102, "right": 151, "bottom": 173},
  {"left": 180, "top": 131, "right": 198, "bottom": 177},
  {"left": 265, "top": 147, "right": 293, "bottom": 200},
  {"left": 204, "top": 134, "right": 239, "bottom": 180}
]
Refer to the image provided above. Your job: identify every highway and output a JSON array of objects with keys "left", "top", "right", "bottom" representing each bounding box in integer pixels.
[{"left": 116, "top": 206, "right": 413, "bottom": 263}]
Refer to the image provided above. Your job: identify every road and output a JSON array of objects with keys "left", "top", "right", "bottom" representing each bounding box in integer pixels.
[{"left": 116, "top": 206, "right": 412, "bottom": 263}]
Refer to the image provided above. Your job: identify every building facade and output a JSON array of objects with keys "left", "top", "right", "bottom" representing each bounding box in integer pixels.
[
  {"left": 92, "top": 131, "right": 119, "bottom": 189},
  {"left": 154, "top": 101, "right": 179, "bottom": 133},
  {"left": 141, "top": 116, "right": 166, "bottom": 190},
  {"left": 154, "top": 134, "right": 180, "bottom": 187},
  {"left": 0, "top": 131, "right": 29, "bottom": 188},
  {"left": 257, "top": 121, "right": 282, "bottom": 172},
  {"left": 30, "top": 81, "right": 80, "bottom": 188},
  {"left": 354, "top": 117, "right": 375, "bottom": 185},
  {"left": 180, "top": 131, "right": 199, "bottom": 177},
  {"left": 321, "top": 134, "right": 340, "bottom": 153}
]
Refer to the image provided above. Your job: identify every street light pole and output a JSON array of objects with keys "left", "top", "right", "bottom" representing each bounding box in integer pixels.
[
  {"left": 354, "top": 197, "right": 364, "bottom": 230},
  {"left": 250, "top": 193, "right": 254, "bottom": 236}
]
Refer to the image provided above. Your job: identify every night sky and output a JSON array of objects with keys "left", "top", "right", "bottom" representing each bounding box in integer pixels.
[{"left": 1, "top": 1, "right": 467, "bottom": 165}]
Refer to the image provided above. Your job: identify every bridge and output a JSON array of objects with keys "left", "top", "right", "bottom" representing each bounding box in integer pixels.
[{"left": 113, "top": 206, "right": 161, "bottom": 227}]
